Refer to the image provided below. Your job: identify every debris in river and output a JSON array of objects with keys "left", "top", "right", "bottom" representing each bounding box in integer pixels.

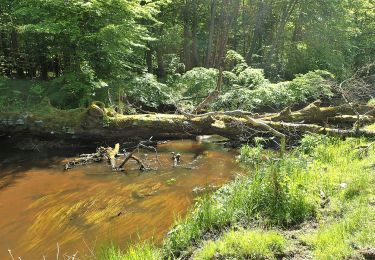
[
  {"left": 64, "top": 140, "right": 150, "bottom": 172},
  {"left": 192, "top": 184, "right": 220, "bottom": 195},
  {"left": 171, "top": 152, "right": 181, "bottom": 167},
  {"left": 166, "top": 178, "right": 176, "bottom": 185}
]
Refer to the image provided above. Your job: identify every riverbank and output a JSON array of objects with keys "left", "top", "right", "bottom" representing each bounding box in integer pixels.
[{"left": 103, "top": 135, "right": 375, "bottom": 259}]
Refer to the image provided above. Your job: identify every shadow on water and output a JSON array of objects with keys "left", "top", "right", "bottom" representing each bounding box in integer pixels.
[{"left": 0, "top": 137, "right": 241, "bottom": 259}]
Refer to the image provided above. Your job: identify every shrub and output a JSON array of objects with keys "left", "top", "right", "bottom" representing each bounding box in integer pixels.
[
  {"left": 48, "top": 63, "right": 107, "bottom": 108},
  {"left": 213, "top": 70, "right": 334, "bottom": 111},
  {"left": 237, "top": 68, "right": 269, "bottom": 88},
  {"left": 125, "top": 73, "right": 174, "bottom": 108},
  {"left": 225, "top": 50, "right": 248, "bottom": 74},
  {"left": 177, "top": 67, "right": 218, "bottom": 98}
]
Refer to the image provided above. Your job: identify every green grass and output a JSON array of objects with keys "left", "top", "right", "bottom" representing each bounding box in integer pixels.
[
  {"left": 98, "top": 243, "right": 162, "bottom": 260},
  {"left": 163, "top": 142, "right": 319, "bottom": 257},
  {"left": 303, "top": 206, "right": 375, "bottom": 259},
  {"left": 194, "top": 229, "right": 286, "bottom": 260}
]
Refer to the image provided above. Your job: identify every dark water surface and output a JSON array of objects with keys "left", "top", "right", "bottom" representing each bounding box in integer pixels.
[{"left": 0, "top": 138, "right": 241, "bottom": 259}]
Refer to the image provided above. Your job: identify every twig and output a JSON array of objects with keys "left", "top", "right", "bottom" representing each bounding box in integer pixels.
[
  {"left": 8, "top": 250, "right": 15, "bottom": 260},
  {"left": 82, "top": 238, "right": 96, "bottom": 259}
]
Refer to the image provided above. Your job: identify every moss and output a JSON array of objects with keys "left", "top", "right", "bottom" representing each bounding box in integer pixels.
[{"left": 31, "top": 106, "right": 88, "bottom": 130}]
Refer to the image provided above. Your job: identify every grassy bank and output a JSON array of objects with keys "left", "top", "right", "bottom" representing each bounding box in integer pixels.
[{"left": 100, "top": 135, "right": 375, "bottom": 259}]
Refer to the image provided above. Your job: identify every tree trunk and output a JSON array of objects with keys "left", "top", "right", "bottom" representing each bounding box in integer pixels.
[
  {"left": 3, "top": 103, "right": 375, "bottom": 144},
  {"left": 247, "top": 0, "right": 266, "bottom": 63},
  {"left": 145, "top": 47, "right": 153, "bottom": 73},
  {"left": 265, "top": 0, "right": 299, "bottom": 76},
  {"left": 182, "top": 2, "right": 192, "bottom": 71},
  {"left": 205, "top": 0, "right": 217, "bottom": 67},
  {"left": 191, "top": 8, "right": 200, "bottom": 67},
  {"left": 39, "top": 55, "right": 48, "bottom": 80},
  {"left": 156, "top": 46, "right": 166, "bottom": 78}
]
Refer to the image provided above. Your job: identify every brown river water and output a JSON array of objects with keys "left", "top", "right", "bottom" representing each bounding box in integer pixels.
[{"left": 0, "top": 138, "right": 241, "bottom": 259}]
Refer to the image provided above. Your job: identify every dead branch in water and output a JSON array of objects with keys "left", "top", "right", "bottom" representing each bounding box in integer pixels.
[{"left": 64, "top": 138, "right": 155, "bottom": 172}]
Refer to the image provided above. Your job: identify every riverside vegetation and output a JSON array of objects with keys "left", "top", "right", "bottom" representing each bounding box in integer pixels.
[{"left": 98, "top": 135, "right": 375, "bottom": 259}]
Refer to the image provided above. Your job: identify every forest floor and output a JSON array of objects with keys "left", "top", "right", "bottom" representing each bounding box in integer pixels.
[{"left": 99, "top": 135, "right": 375, "bottom": 260}]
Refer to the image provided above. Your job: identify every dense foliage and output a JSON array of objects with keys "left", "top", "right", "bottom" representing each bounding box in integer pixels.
[{"left": 0, "top": 0, "right": 374, "bottom": 110}]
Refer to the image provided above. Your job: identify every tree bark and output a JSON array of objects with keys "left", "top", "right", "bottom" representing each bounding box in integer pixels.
[
  {"left": 145, "top": 46, "right": 153, "bottom": 73},
  {"left": 205, "top": 0, "right": 217, "bottom": 67},
  {"left": 3, "top": 103, "right": 375, "bottom": 145},
  {"left": 156, "top": 46, "right": 166, "bottom": 78},
  {"left": 182, "top": 1, "right": 192, "bottom": 71},
  {"left": 247, "top": 0, "right": 266, "bottom": 63}
]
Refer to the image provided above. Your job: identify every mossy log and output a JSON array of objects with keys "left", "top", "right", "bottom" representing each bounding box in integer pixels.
[
  {"left": 261, "top": 101, "right": 375, "bottom": 124},
  {"left": 1, "top": 102, "right": 375, "bottom": 144}
]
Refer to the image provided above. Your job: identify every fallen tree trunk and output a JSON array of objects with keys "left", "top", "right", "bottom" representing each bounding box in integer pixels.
[
  {"left": 2, "top": 102, "right": 375, "bottom": 147},
  {"left": 261, "top": 101, "right": 375, "bottom": 124}
]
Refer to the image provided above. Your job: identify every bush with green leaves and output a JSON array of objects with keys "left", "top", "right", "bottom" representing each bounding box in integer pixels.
[
  {"left": 225, "top": 50, "right": 248, "bottom": 74},
  {"left": 0, "top": 77, "right": 48, "bottom": 111},
  {"left": 237, "top": 68, "right": 269, "bottom": 88},
  {"left": 124, "top": 73, "right": 174, "bottom": 109},
  {"left": 176, "top": 67, "right": 219, "bottom": 98},
  {"left": 213, "top": 70, "right": 334, "bottom": 111}
]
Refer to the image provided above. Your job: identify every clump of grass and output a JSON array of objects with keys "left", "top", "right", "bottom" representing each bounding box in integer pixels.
[
  {"left": 163, "top": 195, "right": 234, "bottom": 257},
  {"left": 164, "top": 141, "right": 319, "bottom": 257},
  {"left": 194, "top": 229, "right": 286, "bottom": 260},
  {"left": 98, "top": 242, "right": 162, "bottom": 260}
]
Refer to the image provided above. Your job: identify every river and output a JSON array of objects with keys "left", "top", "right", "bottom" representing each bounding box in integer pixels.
[{"left": 0, "top": 138, "right": 241, "bottom": 259}]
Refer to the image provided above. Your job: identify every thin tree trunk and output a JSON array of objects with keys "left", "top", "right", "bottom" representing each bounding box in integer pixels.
[
  {"left": 205, "top": 0, "right": 217, "bottom": 67},
  {"left": 247, "top": 0, "right": 266, "bottom": 63},
  {"left": 145, "top": 46, "right": 153, "bottom": 73},
  {"left": 191, "top": 8, "right": 200, "bottom": 67},
  {"left": 39, "top": 55, "right": 48, "bottom": 80},
  {"left": 266, "top": 0, "right": 299, "bottom": 74},
  {"left": 156, "top": 46, "right": 166, "bottom": 78},
  {"left": 182, "top": 0, "right": 192, "bottom": 71}
]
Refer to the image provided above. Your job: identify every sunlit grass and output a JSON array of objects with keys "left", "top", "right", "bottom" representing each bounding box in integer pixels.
[
  {"left": 194, "top": 229, "right": 286, "bottom": 260},
  {"left": 303, "top": 206, "right": 375, "bottom": 259},
  {"left": 98, "top": 242, "right": 162, "bottom": 260}
]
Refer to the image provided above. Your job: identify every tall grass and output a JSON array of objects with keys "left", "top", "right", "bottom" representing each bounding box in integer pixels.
[{"left": 163, "top": 139, "right": 320, "bottom": 257}]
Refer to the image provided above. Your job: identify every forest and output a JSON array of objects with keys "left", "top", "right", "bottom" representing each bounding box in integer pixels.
[{"left": 0, "top": 0, "right": 375, "bottom": 259}]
